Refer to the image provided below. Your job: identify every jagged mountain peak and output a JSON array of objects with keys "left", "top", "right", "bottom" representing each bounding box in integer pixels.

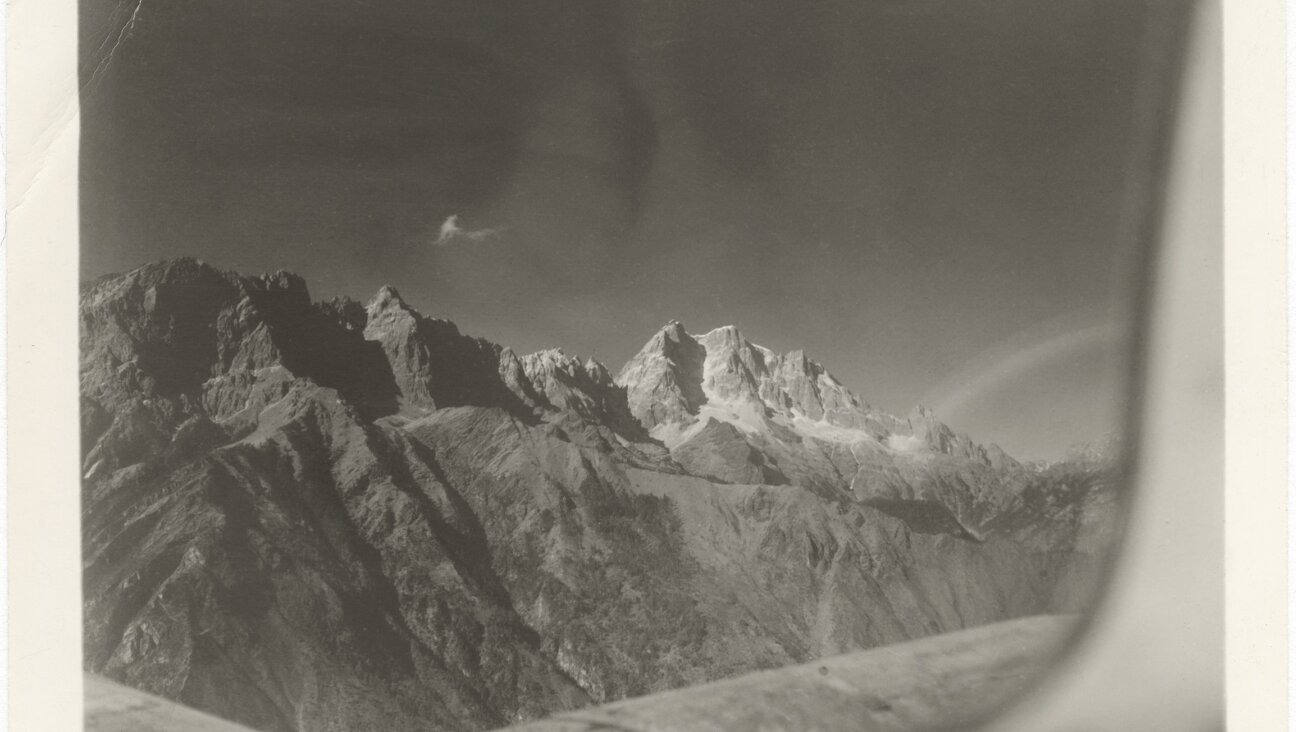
[
  {"left": 84, "top": 260, "right": 658, "bottom": 445},
  {"left": 81, "top": 257, "right": 232, "bottom": 307},
  {"left": 86, "top": 260, "right": 1002, "bottom": 474},
  {"left": 619, "top": 322, "right": 867, "bottom": 428},
  {"left": 519, "top": 348, "right": 613, "bottom": 386},
  {"left": 365, "top": 285, "right": 448, "bottom": 331},
  {"left": 256, "top": 267, "right": 308, "bottom": 291},
  {"left": 81, "top": 259, "right": 322, "bottom": 324},
  {"left": 127, "top": 256, "right": 219, "bottom": 279},
  {"left": 318, "top": 296, "right": 368, "bottom": 331},
  {"left": 616, "top": 322, "right": 1000, "bottom": 476},
  {"left": 645, "top": 320, "right": 695, "bottom": 348},
  {"left": 368, "top": 284, "right": 409, "bottom": 310},
  {"left": 81, "top": 261, "right": 1116, "bottom": 731},
  {"left": 698, "top": 323, "right": 742, "bottom": 340},
  {"left": 616, "top": 323, "right": 708, "bottom": 430},
  {"left": 523, "top": 346, "right": 571, "bottom": 365},
  {"left": 584, "top": 356, "right": 610, "bottom": 378},
  {"left": 510, "top": 346, "right": 646, "bottom": 441}
]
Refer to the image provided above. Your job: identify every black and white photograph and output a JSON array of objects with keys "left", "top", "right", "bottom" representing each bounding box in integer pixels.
[{"left": 60, "top": 0, "right": 1229, "bottom": 729}]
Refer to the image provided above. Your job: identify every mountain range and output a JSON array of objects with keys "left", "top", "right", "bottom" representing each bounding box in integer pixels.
[{"left": 81, "top": 259, "right": 1121, "bottom": 732}]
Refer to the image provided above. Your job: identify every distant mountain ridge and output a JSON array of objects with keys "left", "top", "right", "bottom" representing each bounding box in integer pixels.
[
  {"left": 81, "top": 260, "right": 1120, "bottom": 732},
  {"left": 615, "top": 321, "right": 1031, "bottom": 535}
]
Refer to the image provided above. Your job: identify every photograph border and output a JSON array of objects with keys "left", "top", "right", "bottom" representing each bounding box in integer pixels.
[{"left": 4, "top": 0, "right": 1283, "bottom": 728}]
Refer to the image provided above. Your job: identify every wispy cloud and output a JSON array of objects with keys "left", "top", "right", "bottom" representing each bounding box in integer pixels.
[{"left": 433, "top": 214, "right": 507, "bottom": 246}]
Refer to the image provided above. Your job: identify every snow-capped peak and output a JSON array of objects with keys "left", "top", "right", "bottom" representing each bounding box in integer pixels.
[{"left": 615, "top": 322, "right": 993, "bottom": 465}]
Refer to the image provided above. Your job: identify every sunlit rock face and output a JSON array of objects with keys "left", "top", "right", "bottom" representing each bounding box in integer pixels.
[
  {"left": 615, "top": 321, "right": 708, "bottom": 430},
  {"left": 82, "top": 261, "right": 1119, "bottom": 732},
  {"left": 617, "top": 322, "right": 977, "bottom": 453},
  {"left": 614, "top": 322, "right": 1037, "bottom": 532}
]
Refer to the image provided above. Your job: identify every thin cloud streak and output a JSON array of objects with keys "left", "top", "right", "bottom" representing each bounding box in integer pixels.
[{"left": 433, "top": 214, "right": 508, "bottom": 247}]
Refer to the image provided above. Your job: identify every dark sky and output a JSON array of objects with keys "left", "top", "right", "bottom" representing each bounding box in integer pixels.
[{"left": 80, "top": 0, "right": 1171, "bottom": 460}]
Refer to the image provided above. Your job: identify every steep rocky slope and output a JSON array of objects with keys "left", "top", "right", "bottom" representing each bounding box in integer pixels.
[
  {"left": 82, "top": 260, "right": 1122, "bottom": 731},
  {"left": 616, "top": 323, "right": 1052, "bottom": 539}
]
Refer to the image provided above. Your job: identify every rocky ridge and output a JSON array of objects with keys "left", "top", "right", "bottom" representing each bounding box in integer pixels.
[
  {"left": 616, "top": 322, "right": 1032, "bottom": 535},
  {"left": 82, "top": 260, "right": 1121, "bottom": 732}
]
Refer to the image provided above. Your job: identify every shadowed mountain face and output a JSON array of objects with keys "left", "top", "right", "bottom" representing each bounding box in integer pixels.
[{"left": 81, "top": 260, "right": 1122, "bottom": 732}]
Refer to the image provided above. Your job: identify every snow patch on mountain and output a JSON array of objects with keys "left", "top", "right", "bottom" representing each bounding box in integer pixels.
[{"left": 617, "top": 321, "right": 989, "bottom": 465}]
